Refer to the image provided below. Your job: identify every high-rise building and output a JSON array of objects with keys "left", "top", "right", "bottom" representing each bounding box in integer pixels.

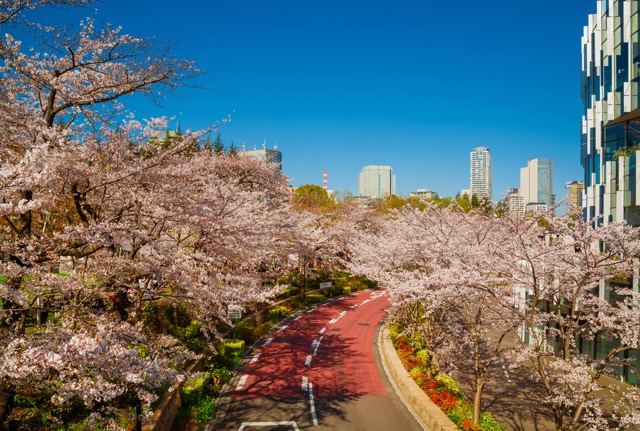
[
  {"left": 470, "top": 147, "right": 492, "bottom": 201},
  {"left": 566, "top": 181, "right": 585, "bottom": 208},
  {"left": 581, "top": 1, "right": 640, "bottom": 225},
  {"left": 358, "top": 165, "right": 396, "bottom": 199},
  {"left": 520, "top": 159, "right": 554, "bottom": 209}
]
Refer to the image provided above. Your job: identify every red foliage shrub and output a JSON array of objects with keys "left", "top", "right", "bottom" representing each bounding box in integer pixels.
[
  {"left": 429, "top": 389, "right": 458, "bottom": 413},
  {"left": 421, "top": 380, "right": 440, "bottom": 396},
  {"left": 460, "top": 418, "right": 481, "bottom": 431}
]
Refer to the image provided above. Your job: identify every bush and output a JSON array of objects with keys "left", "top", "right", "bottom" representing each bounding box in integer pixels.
[
  {"left": 415, "top": 349, "right": 429, "bottom": 366},
  {"left": 435, "top": 373, "right": 463, "bottom": 397},
  {"left": 268, "top": 305, "right": 289, "bottom": 322},
  {"left": 305, "top": 294, "right": 325, "bottom": 304},
  {"left": 181, "top": 374, "right": 210, "bottom": 407},
  {"left": 446, "top": 400, "right": 473, "bottom": 424},
  {"left": 233, "top": 320, "right": 257, "bottom": 344},
  {"left": 479, "top": 412, "right": 507, "bottom": 431},
  {"left": 342, "top": 286, "right": 351, "bottom": 294},
  {"left": 221, "top": 339, "right": 245, "bottom": 356},
  {"left": 389, "top": 321, "right": 402, "bottom": 339},
  {"left": 191, "top": 395, "right": 216, "bottom": 423}
]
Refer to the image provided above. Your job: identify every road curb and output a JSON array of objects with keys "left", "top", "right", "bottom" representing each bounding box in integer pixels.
[{"left": 378, "top": 321, "right": 459, "bottom": 431}]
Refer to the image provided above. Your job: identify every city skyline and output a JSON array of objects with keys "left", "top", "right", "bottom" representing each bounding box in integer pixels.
[{"left": 26, "top": 1, "right": 596, "bottom": 202}]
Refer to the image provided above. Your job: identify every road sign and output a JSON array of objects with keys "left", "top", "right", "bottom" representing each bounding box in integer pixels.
[
  {"left": 319, "top": 282, "right": 332, "bottom": 289},
  {"left": 228, "top": 308, "right": 242, "bottom": 320}
]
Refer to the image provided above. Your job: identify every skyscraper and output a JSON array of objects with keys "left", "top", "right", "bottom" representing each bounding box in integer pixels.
[
  {"left": 469, "top": 147, "right": 492, "bottom": 200},
  {"left": 238, "top": 142, "right": 283, "bottom": 171},
  {"left": 358, "top": 165, "right": 396, "bottom": 199},
  {"left": 581, "top": 0, "right": 640, "bottom": 225},
  {"left": 520, "top": 158, "right": 554, "bottom": 209}
]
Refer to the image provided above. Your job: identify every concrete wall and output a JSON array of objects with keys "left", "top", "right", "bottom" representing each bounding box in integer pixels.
[
  {"left": 142, "top": 358, "right": 204, "bottom": 431},
  {"left": 378, "top": 323, "right": 459, "bottom": 431}
]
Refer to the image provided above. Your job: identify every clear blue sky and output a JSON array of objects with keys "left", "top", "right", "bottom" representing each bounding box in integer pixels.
[{"left": 32, "top": 0, "right": 596, "bottom": 201}]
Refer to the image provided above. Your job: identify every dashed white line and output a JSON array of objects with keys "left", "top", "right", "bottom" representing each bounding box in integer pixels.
[
  {"left": 305, "top": 307, "right": 317, "bottom": 313},
  {"left": 362, "top": 299, "right": 371, "bottom": 304},
  {"left": 263, "top": 337, "right": 274, "bottom": 346},
  {"left": 329, "top": 310, "right": 347, "bottom": 324},
  {"left": 293, "top": 315, "right": 302, "bottom": 321},
  {"left": 309, "top": 382, "right": 318, "bottom": 426},
  {"left": 319, "top": 327, "right": 326, "bottom": 335},
  {"left": 249, "top": 353, "right": 261, "bottom": 364},
  {"left": 350, "top": 304, "right": 358, "bottom": 309},
  {"left": 305, "top": 355, "right": 312, "bottom": 366},
  {"left": 311, "top": 339, "right": 319, "bottom": 349},
  {"left": 313, "top": 336, "right": 323, "bottom": 356},
  {"left": 302, "top": 376, "right": 309, "bottom": 392},
  {"left": 236, "top": 375, "right": 249, "bottom": 391},
  {"left": 277, "top": 325, "right": 288, "bottom": 332}
]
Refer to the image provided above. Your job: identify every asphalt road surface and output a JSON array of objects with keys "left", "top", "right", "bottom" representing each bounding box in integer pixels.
[{"left": 209, "top": 290, "right": 426, "bottom": 431}]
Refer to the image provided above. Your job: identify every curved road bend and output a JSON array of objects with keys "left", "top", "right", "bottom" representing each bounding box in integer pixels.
[{"left": 210, "top": 289, "right": 426, "bottom": 431}]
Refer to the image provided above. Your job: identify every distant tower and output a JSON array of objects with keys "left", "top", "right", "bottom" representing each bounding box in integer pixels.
[
  {"left": 469, "top": 147, "right": 492, "bottom": 201},
  {"left": 323, "top": 170, "right": 328, "bottom": 190}
]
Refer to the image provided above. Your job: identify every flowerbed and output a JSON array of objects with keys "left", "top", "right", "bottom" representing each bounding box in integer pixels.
[{"left": 392, "top": 330, "right": 506, "bottom": 431}]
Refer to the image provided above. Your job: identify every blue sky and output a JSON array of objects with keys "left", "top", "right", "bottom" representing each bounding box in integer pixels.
[{"left": 32, "top": 0, "right": 596, "bottom": 201}]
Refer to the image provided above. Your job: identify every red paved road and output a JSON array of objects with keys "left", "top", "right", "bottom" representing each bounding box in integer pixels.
[{"left": 210, "top": 290, "right": 425, "bottom": 431}]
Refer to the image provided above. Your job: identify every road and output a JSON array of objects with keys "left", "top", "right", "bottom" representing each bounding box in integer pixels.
[{"left": 210, "top": 289, "right": 425, "bottom": 431}]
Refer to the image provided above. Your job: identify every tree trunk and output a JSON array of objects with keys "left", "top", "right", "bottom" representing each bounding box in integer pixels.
[{"left": 473, "top": 378, "right": 484, "bottom": 424}]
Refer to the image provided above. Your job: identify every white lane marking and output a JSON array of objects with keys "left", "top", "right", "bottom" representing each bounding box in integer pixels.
[
  {"left": 263, "top": 337, "right": 274, "bottom": 346},
  {"left": 329, "top": 310, "right": 347, "bottom": 324},
  {"left": 302, "top": 376, "right": 309, "bottom": 392},
  {"left": 249, "top": 353, "right": 261, "bottom": 364},
  {"left": 238, "top": 422, "right": 300, "bottom": 431},
  {"left": 305, "top": 307, "right": 317, "bottom": 313},
  {"left": 236, "top": 375, "right": 249, "bottom": 391},
  {"left": 311, "top": 339, "right": 318, "bottom": 349},
  {"left": 313, "top": 336, "right": 323, "bottom": 356},
  {"left": 361, "top": 299, "right": 371, "bottom": 304},
  {"left": 319, "top": 327, "right": 326, "bottom": 335},
  {"left": 305, "top": 355, "right": 312, "bottom": 366},
  {"left": 320, "top": 301, "right": 330, "bottom": 306},
  {"left": 293, "top": 315, "right": 302, "bottom": 321},
  {"left": 309, "top": 382, "right": 318, "bottom": 426},
  {"left": 277, "top": 325, "right": 288, "bottom": 332},
  {"left": 350, "top": 304, "right": 358, "bottom": 309}
]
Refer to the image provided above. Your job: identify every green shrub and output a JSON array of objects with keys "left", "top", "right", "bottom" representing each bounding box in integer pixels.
[
  {"left": 233, "top": 320, "right": 257, "bottom": 344},
  {"left": 306, "top": 294, "right": 325, "bottom": 304},
  {"left": 342, "top": 285, "right": 351, "bottom": 294},
  {"left": 446, "top": 400, "right": 473, "bottom": 424},
  {"left": 435, "top": 373, "right": 462, "bottom": 397},
  {"left": 181, "top": 374, "right": 210, "bottom": 407},
  {"left": 210, "top": 368, "right": 232, "bottom": 386},
  {"left": 479, "top": 412, "right": 507, "bottom": 431},
  {"left": 268, "top": 305, "right": 289, "bottom": 322},
  {"left": 222, "top": 339, "right": 245, "bottom": 356},
  {"left": 277, "top": 285, "right": 299, "bottom": 298},
  {"left": 389, "top": 321, "right": 402, "bottom": 339},
  {"left": 415, "top": 349, "right": 429, "bottom": 366},
  {"left": 191, "top": 395, "right": 216, "bottom": 423}
]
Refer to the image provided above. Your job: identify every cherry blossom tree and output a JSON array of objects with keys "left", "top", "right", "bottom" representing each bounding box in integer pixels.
[
  {"left": 0, "top": 1, "right": 296, "bottom": 427},
  {"left": 349, "top": 204, "right": 518, "bottom": 424},
  {"left": 493, "top": 211, "right": 640, "bottom": 431}
]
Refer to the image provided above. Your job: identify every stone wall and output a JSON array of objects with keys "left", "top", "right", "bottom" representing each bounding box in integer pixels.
[
  {"left": 378, "top": 323, "right": 459, "bottom": 431},
  {"left": 142, "top": 358, "right": 204, "bottom": 431}
]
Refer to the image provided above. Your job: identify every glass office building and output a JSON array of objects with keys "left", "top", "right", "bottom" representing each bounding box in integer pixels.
[
  {"left": 581, "top": 0, "right": 639, "bottom": 384},
  {"left": 581, "top": 0, "right": 640, "bottom": 225}
]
